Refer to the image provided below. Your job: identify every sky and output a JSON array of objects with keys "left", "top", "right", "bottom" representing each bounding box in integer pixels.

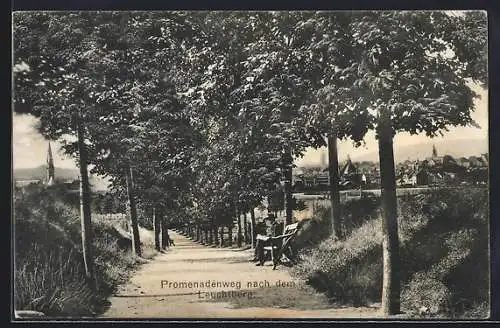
[
  {"left": 295, "top": 82, "right": 488, "bottom": 166},
  {"left": 12, "top": 83, "right": 487, "bottom": 170},
  {"left": 12, "top": 114, "right": 78, "bottom": 169}
]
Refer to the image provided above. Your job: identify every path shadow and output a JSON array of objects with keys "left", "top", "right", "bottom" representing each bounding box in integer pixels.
[
  {"left": 113, "top": 292, "right": 201, "bottom": 298},
  {"left": 94, "top": 299, "right": 112, "bottom": 316},
  {"left": 177, "top": 256, "right": 250, "bottom": 264}
]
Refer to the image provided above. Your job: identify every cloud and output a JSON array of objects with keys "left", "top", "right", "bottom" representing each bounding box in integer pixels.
[{"left": 12, "top": 113, "right": 77, "bottom": 169}]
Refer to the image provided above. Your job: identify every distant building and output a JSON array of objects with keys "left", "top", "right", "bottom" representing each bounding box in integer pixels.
[
  {"left": 14, "top": 179, "right": 42, "bottom": 188},
  {"left": 481, "top": 153, "right": 489, "bottom": 164},
  {"left": 294, "top": 157, "right": 379, "bottom": 191},
  {"left": 339, "top": 156, "right": 362, "bottom": 188},
  {"left": 397, "top": 164, "right": 430, "bottom": 186},
  {"left": 397, "top": 169, "right": 418, "bottom": 186},
  {"left": 395, "top": 145, "right": 491, "bottom": 187},
  {"left": 320, "top": 151, "right": 327, "bottom": 169},
  {"left": 316, "top": 170, "right": 330, "bottom": 186},
  {"left": 457, "top": 157, "right": 471, "bottom": 168},
  {"left": 14, "top": 142, "right": 61, "bottom": 190}
]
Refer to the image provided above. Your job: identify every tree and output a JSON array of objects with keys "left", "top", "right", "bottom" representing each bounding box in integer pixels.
[
  {"left": 178, "top": 13, "right": 286, "bottom": 241},
  {"left": 232, "top": 12, "right": 328, "bottom": 225},
  {"left": 76, "top": 12, "right": 201, "bottom": 257},
  {"left": 290, "top": 12, "right": 372, "bottom": 239},
  {"left": 342, "top": 11, "right": 487, "bottom": 315},
  {"left": 13, "top": 11, "right": 203, "bottom": 260},
  {"left": 13, "top": 12, "right": 110, "bottom": 283}
]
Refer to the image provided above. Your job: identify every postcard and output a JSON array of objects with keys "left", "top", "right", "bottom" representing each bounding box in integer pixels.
[{"left": 12, "top": 10, "right": 489, "bottom": 321}]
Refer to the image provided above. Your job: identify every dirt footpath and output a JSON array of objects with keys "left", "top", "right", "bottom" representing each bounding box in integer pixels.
[{"left": 100, "top": 230, "right": 381, "bottom": 319}]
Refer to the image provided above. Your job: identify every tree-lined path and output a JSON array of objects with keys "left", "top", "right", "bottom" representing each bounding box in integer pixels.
[
  {"left": 14, "top": 12, "right": 486, "bottom": 317},
  {"left": 100, "top": 230, "right": 380, "bottom": 318}
]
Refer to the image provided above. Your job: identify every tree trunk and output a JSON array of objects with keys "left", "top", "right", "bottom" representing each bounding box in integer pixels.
[
  {"left": 250, "top": 208, "right": 256, "bottom": 249},
  {"left": 284, "top": 144, "right": 293, "bottom": 225},
  {"left": 267, "top": 194, "right": 272, "bottom": 217},
  {"left": 219, "top": 226, "right": 224, "bottom": 247},
  {"left": 243, "top": 212, "right": 248, "bottom": 244},
  {"left": 207, "top": 228, "right": 212, "bottom": 244},
  {"left": 125, "top": 166, "right": 142, "bottom": 257},
  {"left": 153, "top": 207, "right": 161, "bottom": 251},
  {"left": 213, "top": 226, "right": 219, "bottom": 245},
  {"left": 76, "top": 116, "right": 93, "bottom": 284},
  {"left": 328, "top": 134, "right": 342, "bottom": 240},
  {"left": 237, "top": 210, "right": 242, "bottom": 248},
  {"left": 161, "top": 213, "right": 168, "bottom": 249},
  {"left": 228, "top": 225, "right": 233, "bottom": 247},
  {"left": 378, "top": 114, "right": 401, "bottom": 316}
]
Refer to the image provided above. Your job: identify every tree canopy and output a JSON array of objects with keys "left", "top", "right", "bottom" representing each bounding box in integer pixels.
[{"left": 13, "top": 10, "right": 487, "bottom": 315}]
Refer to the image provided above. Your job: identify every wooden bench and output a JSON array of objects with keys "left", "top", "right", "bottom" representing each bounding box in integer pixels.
[{"left": 263, "top": 222, "right": 299, "bottom": 270}]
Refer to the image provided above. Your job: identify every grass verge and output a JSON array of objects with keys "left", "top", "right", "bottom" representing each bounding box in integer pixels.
[
  {"left": 290, "top": 187, "right": 489, "bottom": 319},
  {"left": 14, "top": 185, "right": 159, "bottom": 318},
  {"left": 201, "top": 283, "right": 332, "bottom": 310}
]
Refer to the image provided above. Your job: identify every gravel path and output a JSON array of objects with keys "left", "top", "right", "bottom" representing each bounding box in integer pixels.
[{"left": 100, "top": 230, "right": 381, "bottom": 319}]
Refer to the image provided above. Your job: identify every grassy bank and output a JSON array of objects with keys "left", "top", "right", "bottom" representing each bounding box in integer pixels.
[
  {"left": 202, "top": 284, "right": 332, "bottom": 310},
  {"left": 14, "top": 185, "right": 157, "bottom": 317},
  {"left": 290, "top": 187, "right": 489, "bottom": 319}
]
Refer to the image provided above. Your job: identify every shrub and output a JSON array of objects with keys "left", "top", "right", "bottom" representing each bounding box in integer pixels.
[
  {"left": 294, "top": 205, "right": 331, "bottom": 250},
  {"left": 292, "top": 218, "right": 383, "bottom": 306},
  {"left": 291, "top": 187, "right": 489, "bottom": 318},
  {"left": 294, "top": 194, "right": 380, "bottom": 252},
  {"left": 401, "top": 273, "right": 451, "bottom": 317},
  {"left": 341, "top": 193, "right": 381, "bottom": 236}
]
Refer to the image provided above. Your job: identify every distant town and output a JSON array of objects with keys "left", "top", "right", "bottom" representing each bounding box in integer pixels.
[
  {"left": 14, "top": 143, "right": 488, "bottom": 195},
  {"left": 293, "top": 145, "right": 488, "bottom": 192}
]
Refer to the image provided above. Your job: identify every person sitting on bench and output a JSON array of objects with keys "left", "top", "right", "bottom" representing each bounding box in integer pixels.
[
  {"left": 250, "top": 215, "right": 282, "bottom": 265},
  {"left": 253, "top": 221, "right": 302, "bottom": 268},
  {"left": 250, "top": 214, "right": 279, "bottom": 265}
]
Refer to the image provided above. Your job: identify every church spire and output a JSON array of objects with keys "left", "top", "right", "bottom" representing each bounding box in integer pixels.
[
  {"left": 46, "top": 142, "right": 55, "bottom": 185},
  {"left": 320, "top": 151, "right": 327, "bottom": 168},
  {"left": 432, "top": 144, "right": 438, "bottom": 157}
]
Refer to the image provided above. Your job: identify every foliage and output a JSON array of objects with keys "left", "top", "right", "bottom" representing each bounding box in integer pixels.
[
  {"left": 13, "top": 11, "right": 487, "bottom": 227},
  {"left": 291, "top": 188, "right": 488, "bottom": 317},
  {"left": 341, "top": 194, "right": 381, "bottom": 235},
  {"left": 14, "top": 186, "right": 150, "bottom": 316},
  {"left": 12, "top": 12, "right": 488, "bottom": 316}
]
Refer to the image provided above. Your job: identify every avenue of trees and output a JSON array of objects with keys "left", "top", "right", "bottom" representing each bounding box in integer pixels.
[{"left": 13, "top": 11, "right": 486, "bottom": 315}]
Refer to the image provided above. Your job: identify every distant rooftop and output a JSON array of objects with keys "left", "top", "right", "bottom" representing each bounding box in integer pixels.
[{"left": 14, "top": 179, "right": 42, "bottom": 187}]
